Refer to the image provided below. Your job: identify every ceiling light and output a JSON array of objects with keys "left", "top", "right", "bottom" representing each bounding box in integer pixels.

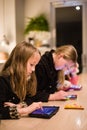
[{"left": 75, "top": 6, "right": 80, "bottom": 10}]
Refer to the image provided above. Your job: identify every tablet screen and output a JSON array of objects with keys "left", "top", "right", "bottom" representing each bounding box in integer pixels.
[{"left": 29, "top": 106, "right": 59, "bottom": 119}]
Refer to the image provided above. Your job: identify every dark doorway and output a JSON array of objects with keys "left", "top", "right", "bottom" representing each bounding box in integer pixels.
[{"left": 56, "top": 6, "right": 82, "bottom": 73}]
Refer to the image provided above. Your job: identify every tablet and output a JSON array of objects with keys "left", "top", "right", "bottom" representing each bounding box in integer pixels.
[
  {"left": 66, "top": 84, "right": 82, "bottom": 91},
  {"left": 65, "top": 94, "right": 77, "bottom": 99},
  {"left": 29, "top": 106, "right": 59, "bottom": 119},
  {"left": 70, "top": 84, "right": 82, "bottom": 90}
]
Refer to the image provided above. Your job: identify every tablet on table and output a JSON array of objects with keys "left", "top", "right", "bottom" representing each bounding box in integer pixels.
[{"left": 29, "top": 106, "right": 59, "bottom": 119}]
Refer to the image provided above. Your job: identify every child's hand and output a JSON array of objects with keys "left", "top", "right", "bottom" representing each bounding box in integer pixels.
[
  {"left": 4, "top": 102, "right": 16, "bottom": 107},
  {"left": 57, "top": 80, "right": 72, "bottom": 91},
  {"left": 62, "top": 80, "right": 72, "bottom": 91}
]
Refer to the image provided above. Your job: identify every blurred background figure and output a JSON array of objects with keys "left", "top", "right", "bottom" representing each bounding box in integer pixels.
[
  {"left": 0, "top": 51, "right": 9, "bottom": 72},
  {"left": 0, "top": 51, "right": 9, "bottom": 63}
]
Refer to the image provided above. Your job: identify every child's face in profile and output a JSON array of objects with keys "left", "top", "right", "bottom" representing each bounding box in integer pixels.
[
  {"left": 54, "top": 55, "right": 74, "bottom": 71},
  {"left": 26, "top": 52, "right": 41, "bottom": 78}
]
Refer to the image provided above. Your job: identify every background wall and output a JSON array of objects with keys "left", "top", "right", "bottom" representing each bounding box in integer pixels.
[
  {"left": 0, "top": 0, "right": 4, "bottom": 36},
  {"left": 24, "top": 0, "right": 50, "bottom": 19},
  {"left": 0, "top": 0, "right": 50, "bottom": 53},
  {"left": 0, "top": 0, "right": 24, "bottom": 53},
  {"left": 0, "top": 0, "right": 16, "bottom": 53}
]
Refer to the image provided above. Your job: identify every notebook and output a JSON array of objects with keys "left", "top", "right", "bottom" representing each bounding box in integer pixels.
[{"left": 29, "top": 106, "right": 59, "bottom": 119}]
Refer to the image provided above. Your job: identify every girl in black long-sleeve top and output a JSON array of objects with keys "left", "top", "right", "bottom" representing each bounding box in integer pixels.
[
  {"left": 0, "top": 41, "right": 42, "bottom": 119},
  {"left": 35, "top": 45, "right": 78, "bottom": 102}
]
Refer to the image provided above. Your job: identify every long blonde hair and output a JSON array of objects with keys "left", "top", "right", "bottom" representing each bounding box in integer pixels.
[
  {"left": 1, "top": 41, "right": 40, "bottom": 101},
  {"left": 55, "top": 45, "right": 78, "bottom": 86}
]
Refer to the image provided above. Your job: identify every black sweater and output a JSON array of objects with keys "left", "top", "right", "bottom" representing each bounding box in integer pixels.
[
  {"left": 0, "top": 76, "right": 42, "bottom": 119},
  {"left": 35, "top": 50, "right": 59, "bottom": 102}
]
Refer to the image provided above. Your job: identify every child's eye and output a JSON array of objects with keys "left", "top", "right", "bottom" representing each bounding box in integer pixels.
[{"left": 30, "top": 64, "right": 34, "bottom": 67}]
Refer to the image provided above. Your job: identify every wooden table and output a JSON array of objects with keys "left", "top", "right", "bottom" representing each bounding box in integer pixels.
[{"left": 0, "top": 73, "right": 87, "bottom": 130}]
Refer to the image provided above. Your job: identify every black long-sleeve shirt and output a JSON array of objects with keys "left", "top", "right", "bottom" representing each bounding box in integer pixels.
[
  {"left": 0, "top": 76, "right": 42, "bottom": 119},
  {"left": 35, "top": 50, "right": 59, "bottom": 102}
]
